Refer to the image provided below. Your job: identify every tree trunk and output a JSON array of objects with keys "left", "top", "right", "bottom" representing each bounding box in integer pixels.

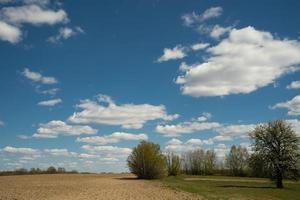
[{"left": 276, "top": 170, "right": 283, "bottom": 188}]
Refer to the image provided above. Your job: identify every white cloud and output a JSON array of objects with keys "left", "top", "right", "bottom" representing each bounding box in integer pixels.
[
  {"left": 68, "top": 94, "right": 178, "bottom": 129},
  {"left": 165, "top": 138, "right": 214, "bottom": 153},
  {"left": 201, "top": 6, "right": 223, "bottom": 21},
  {"left": 0, "top": 20, "right": 21, "bottom": 43},
  {"left": 38, "top": 88, "right": 59, "bottom": 96},
  {"left": 213, "top": 135, "right": 232, "bottom": 142},
  {"left": 0, "top": 120, "right": 4, "bottom": 127},
  {"left": 77, "top": 132, "right": 148, "bottom": 145},
  {"left": 272, "top": 95, "right": 300, "bottom": 116},
  {"left": 47, "top": 26, "right": 84, "bottom": 43},
  {"left": 287, "top": 81, "right": 300, "bottom": 89},
  {"left": 78, "top": 153, "right": 98, "bottom": 159},
  {"left": 44, "top": 149, "right": 77, "bottom": 157},
  {"left": 286, "top": 119, "right": 300, "bottom": 136},
  {"left": 1, "top": 4, "right": 68, "bottom": 25},
  {"left": 191, "top": 42, "right": 209, "bottom": 51},
  {"left": 37, "top": 98, "right": 62, "bottom": 107},
  {"left": 22, "top": 68, "right": 58, "bottom": 84},
  {"left": 2, "top": 146, "right": 39, "bottom": 155},
  {"left": 157, "top": 45, "right": 186, "bottom": 62},
  {"left": 209, "top": 25, "right": 231, "bottom": 39},
  {"left": 81, "top": 145, "right": 132, "bottom": 156},
  {"left": 176, "top": 26, "right": 300, "bottom": 97},
  {"left": 156, "top": 113, "right": 220, "bottom": 137},
  {"left": 182, "top": 6, "right": 223, "bottom": 26},
  {"left": 215, "top": 124, "right": 256, "bottom": 138},
  {"left": 32, "top": 120, "right": 97, "bottom": 138}
]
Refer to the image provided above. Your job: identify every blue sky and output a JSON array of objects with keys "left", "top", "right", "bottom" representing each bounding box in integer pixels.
[{"left": 0, "top": 0, "right": 300, "bottom": 172}]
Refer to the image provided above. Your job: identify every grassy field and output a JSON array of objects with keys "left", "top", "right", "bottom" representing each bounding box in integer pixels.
[{"left": 161, "top": 175, "right": 300, "bottom": 200}]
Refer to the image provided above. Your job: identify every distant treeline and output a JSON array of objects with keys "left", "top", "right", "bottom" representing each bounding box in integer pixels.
[{"left": 0, "top": 166, "right": 79, "bottom": 176}]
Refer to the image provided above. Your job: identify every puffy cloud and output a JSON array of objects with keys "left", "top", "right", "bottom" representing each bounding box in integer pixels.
[
  {"left": 156, "top": 113, "right": 220, "bottom": 137},
  {"left": 215, "top": 124, "right": 256, "bottom": 138},
  {"left": 47, "top": 26, "right": 84, "bottom": 43},
  {"left": 37, "top": 98, "right": 62, "bottom": 107},
  {"left": 0, "top": 20, "right": 21, "bottom": 43},
  {"left": 32, "top": 120, "right": 97, "bottom": 138},
  {"left": 209, "top": 25, "right": 231, "bottom": 39},
  {"left": 182, "top": 6, "right": 223, "bottom": 26},
  {"left": 272, "top": 95, "right": 300, "bottom": 116},
  {"left": 286, "top": 119, "right": 300, "bottom": 136},
  {"left": 2, "top": 146, "right": 40, "bottom": 155},
  {"left": 81, "top": 145, "right": 132, "bottom": 156},
  {"left": 165, "top": 138, "right": 214, "bottom": 153},
  {"left": 201, "top": 6, "right": 223, "bottom": 21},
  {"left": 176, "top": 26, "right": 300, "bottom": 97},
  {"left": 191, "top": 42, "right": 209, "bottom": 51},
  {"left": 1, "top": 4, "right": 68, "bottom": 25},
  {"left": 22, "top": 68, "right": 58, "bottom": 84},
  {"left": 68, "top": 94, "right": 178, "bottom": 129},
  {"left": 44, "top": 149, "right": 77, "bottom": 157},
  {"left": 37, "top": 88, "right": 59, "bottom": 96},
  {"left": 287, "top": 81, "right": 300, "bottom": 89},
  {"left": 157, "top": 45, "right": 186, "bottom": 62},
  {"left": 77, "top": 132, "right": 148, "bottom": 145}
]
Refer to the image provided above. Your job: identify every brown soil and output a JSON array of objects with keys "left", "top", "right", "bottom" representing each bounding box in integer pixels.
[{"left": 0, "top": 174, "right": 202, "bottom": 200}]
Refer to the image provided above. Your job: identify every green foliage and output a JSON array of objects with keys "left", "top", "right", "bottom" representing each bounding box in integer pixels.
[
  {"left": 127, "top": 141, "right": 167, "bottom": 179},
  {"left": 182, "top": 149, "right": 217, "bottom": 175},
  {"left": 250, "top": 120, "right": 300, "bottom": 188},
  {"left": 166, "top": 152, "right": 181, "bottom": 176},
  {"left": 226, "top": 145, "right": 250, "bottom": 176}
]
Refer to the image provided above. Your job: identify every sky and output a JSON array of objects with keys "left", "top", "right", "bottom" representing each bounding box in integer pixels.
[{"left": 0, "top": 0, "right": 300, "bottom": 172}]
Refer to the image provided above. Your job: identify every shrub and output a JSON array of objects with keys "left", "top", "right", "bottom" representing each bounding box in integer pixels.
[{"left": 127, "top": 141, "right": 167, "bottom": 179}]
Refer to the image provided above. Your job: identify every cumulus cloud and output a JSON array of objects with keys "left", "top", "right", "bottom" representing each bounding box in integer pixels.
[
  {"left": 157, "top": 45, "right": 187, "bottom": 62},
  {"left": 47, "top": 26, "right": 84, "bottom": 43},
  {"left": 182, "top": 6, "right": 223, "bottom": 26},
  {"left": 215, "top": 124, "right": 256, "bottom": 138},
  {"left": 37, "top": 98, "right": 62, "bottom": 107},
  {"left": 77, "top": 132, "right": 148, "bottom": 145},
  {"left": 44, "top": 149, "right": 77, "bottom": 157},
  {"left": 0, "top": 20, "right": 21, "bottom": 43},
  {"left": 272, "top": 95, "right": 300, "bottom": 116},
  {"left": 191, "top": 42, "right": 209, "bottom": 51},
  {"left": 176, "top": 26, "right": 300, "bottom": 97},
  {"left": 209, "top": 25, "right": 231, "bottom": 39},
  {"left": 32, "top": 120, "right": 97, "bottom": 138},
  {"left": 286, "top": 119, "right": 300, "bottom": 136},
  {"left": 2, "top": 146, "right": 40, "bottom": 155},
  {"left": 22, "top": 68, "right": 58, "bottom": 84},
  {"left": 165, "top": 138, "right": 214, "bottom": 153},
  {"left": 1, "top": 4, "right": 68, "bottom": 25},
  {"left": 68, "top": 94, "right": 178, "bottom": 129},
  {"left": 81, "top": 145, "right": 132, "bottom": 156},
  {"left": 287, "top": 81, "right": 300, "bottom": 89},
  {"left": 156, "top": 113, "right": 220, "bottom": 137}
]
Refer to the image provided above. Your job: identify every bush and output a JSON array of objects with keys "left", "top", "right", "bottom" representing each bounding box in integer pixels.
[
  {"left": 47, "top": 166, "right": 57, "bottom": 174},
  {"left": 166, "top": 152, "right": 181, "bottom": 176},
  {"left": 127, "top": 141, "right": 167, "bottom": 179}
]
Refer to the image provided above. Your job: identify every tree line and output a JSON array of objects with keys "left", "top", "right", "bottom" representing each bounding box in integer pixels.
[
  {"left": 0, "top": 166, "right": 78, "bottom": 176},
  {"left": 128, "top": 120, "right": 300, "bottom": 188}
]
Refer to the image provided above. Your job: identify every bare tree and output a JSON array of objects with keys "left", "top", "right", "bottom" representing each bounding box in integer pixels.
[
  {"left": 226, "top": 145, "right": 249, "bottom": 176},
  {"left": 166, "top": 152, "right": 181, "bottom": 176},
  {"left": 250, "top": 120, "right": 300, "bottom": 188}
]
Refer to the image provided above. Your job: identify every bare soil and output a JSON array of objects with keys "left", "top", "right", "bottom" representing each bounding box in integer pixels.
[{"left": 0, "top": 174, "right": 202, "bottom": 200}]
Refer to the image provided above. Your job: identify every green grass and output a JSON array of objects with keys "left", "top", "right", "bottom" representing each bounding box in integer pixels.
[{"left": 160, "top": 175, "right": 300, "bottom": 200}]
